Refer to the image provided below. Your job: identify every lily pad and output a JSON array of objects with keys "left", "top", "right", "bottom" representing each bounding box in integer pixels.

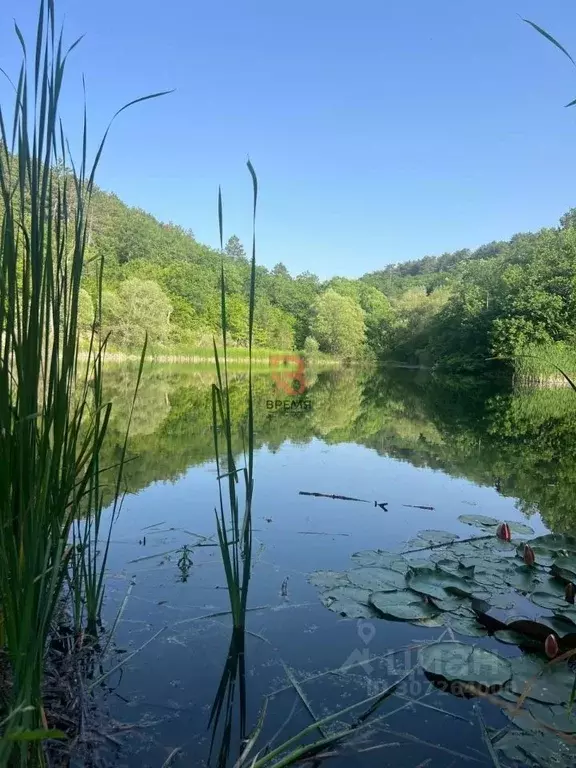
[
  {"left": 537, "top": 614, "right": 576, "bottom": 639},
  {"left": 509, "top": 654, "right": 574, "bottom": 704},
  {"left": 347, "top": 566, "right": 406, "bottom": 592},
  {"left": 495, "top": 729, "right": 576, "bottom": 768},
  {"left": 430, "top": 550, "right": 458, "bottom": 564},
  {"left": 321, "top": 597, "right": 378, "bottom": 619},
  {"left": 526, "top": 699, "right": 576, "bottom": 734},
  {"left": 308, "top": 570, "right": 350, "bottom": 590},
  {"left": 529, "top": 592, "right": 568, "bottom": 611},
  {"left": 419, "top": 641, "right": 512, "bottom": 688},
  {"left": 504, "top": 565, "right": 542, "bottom": 593},
  {"left": 494, "top": 629, "right": 541, "bottom": 648},
  {"left": 406, "top": 567, "right": 476, "bottom": 602},
  {"left": 321, "top": 585, "right": 371, "bottom": 604},
  {"left": 458, "top": 514, "right": 499, "bottom": 528},
  {"left": 411, "top": 614, "right": 446, "bottom": 628},
  {"left": 350, "top": 550, "right": 409, "bottom": 574},
  {"left": 417, "top": 530, "right": 459, "bottom": 545},
  {"left": 370, "top": 590, "right": 438, "bottom": 621},
  {"left": 554, "top": 607, "right": 576, "bottom": 625},
  {"left": 444, "top": 615, "right": 488, "bottom": 638},
  {"left": 489, "top": 538, "right": 516, "bottom": 553},
  {"left": 529, "top": 534, "right": 576, "bottom": 560},
  {"left": 538, "top": 576, "right": 568, "bottom": 598},
  {"left": 553, "top": 555, "right": 576, "bottom": 579},
  {"left": 434, "top": 558, "right": 463, "bottom": 576},
  {"left": 490, "top": 594, "right": 516, "bottom": 610},
  {"left": 430, "top": 594, "right": 471, "bottom": 613},
  {"left": 506, "top": 521, "right": 535, "bottom": 536}
]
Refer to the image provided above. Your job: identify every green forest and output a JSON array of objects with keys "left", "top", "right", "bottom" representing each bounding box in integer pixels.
[{"left": 75, "top": 180, "right": 576, "bottom": 375}]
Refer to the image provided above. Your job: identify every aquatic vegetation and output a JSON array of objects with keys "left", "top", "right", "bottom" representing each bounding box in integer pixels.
[
  {"left": 0, "top": 1, "right": 167, "bottom": 761},
  {"left": 309, "top": 519, "right": 576, "bottom": 766}
]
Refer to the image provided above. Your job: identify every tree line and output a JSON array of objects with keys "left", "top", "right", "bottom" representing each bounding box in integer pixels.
[{"left": 24, "top": 167, "right": 576, "bottom": 372}]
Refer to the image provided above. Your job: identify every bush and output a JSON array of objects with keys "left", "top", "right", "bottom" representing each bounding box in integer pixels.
[{"left": 303, "top": 336, "right": 320, "bottom": 356}]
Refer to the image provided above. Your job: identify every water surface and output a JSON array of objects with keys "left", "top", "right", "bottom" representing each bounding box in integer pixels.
[{"left": 95, "top": 365, "right": 576, "bottom": 767}]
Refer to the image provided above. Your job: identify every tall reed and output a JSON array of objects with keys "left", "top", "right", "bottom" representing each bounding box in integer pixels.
[
  {"left": 209, "top": 162, "right": 257, "bottom": 766},
  {"left": 0, "top": 2, "right": 166, "bottom": 763}
]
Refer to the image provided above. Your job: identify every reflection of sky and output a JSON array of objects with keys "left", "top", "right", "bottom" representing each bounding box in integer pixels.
[{"left": 103, "top": 437, "right": 548, "bottom": 767}]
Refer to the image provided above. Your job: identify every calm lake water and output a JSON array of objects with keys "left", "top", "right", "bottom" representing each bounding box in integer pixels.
[{"left": 93, "top": 364, "right": 576, "bottom": 767}]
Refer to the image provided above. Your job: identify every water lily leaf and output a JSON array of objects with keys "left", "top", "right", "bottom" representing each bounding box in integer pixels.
[
  {"left": 419, "top": 641, "right": 512, "bottom": 687},
  {"left": 490, "top": 594, "right": 516, "bottom": 610},
  {"left": 470, "top": 589, "right": 494, "bottom": 601},
  {"left": 430, "top": 550, "right": 458, "bottom": 564},
  {"left": 516, "top": 541, "right": 555, "bottom": 566},
  {"left": 444, "top": 615, "right": 488, "bottom": 638},
  {"left": 489, "top": 539, "right": 516, "bottom": 553},
  {"left": 322, "top": 597, "right": 379, "bottom": 619},
  {"left": 526, "top": 699, "right": 576, "bottom": 733},
  {"left": 451, "top": 541, "right": 489, "bottom": 558},
  {"left": 529, "top": 534, "right": 576, "bottom": 560},
  {"left": 411, "top": 614, "right": 446, "bottom": 628},
  {"left": 321, "top": 585, "right": 371, "bottom": 604},
  {"left": 430, "top": 594, "right": 469, "bottom": 612},
  {"left": 320, "top": 586, "right": 379, "bottom": 619},
  {"left": 370, "top": 590, "right": 438, "bottom": 621},
  {"left": 503, "top": 707, "right": 547, "bottom": 734},
  {"left": 495, "top": 729, "right": 576, "bottom": 768},
  {"left": 406, "top": 567, "right": 477, "bottom": 603},
  {"left": 459, "top": 556, "right": 488, "bottom": 570},
  {"left": 529, "top": 592, "right": 567, "bottom": 611},
  {"left": 350, "top": 550, "right": 409, "bottom": 574},
  {"left": 536, "top": 615, "right": 576, "bottom": 639},
  {"left": 504, "top": 565, "right": 542, "bottom": 593},
  {"left": 553, "top": 555, "right": 576, "bottom": 578},
  {"left": 494, "top": 630, "right": 541, "bottom": 648},
  {"left": 554, "top": 607, "right": 576, "bottom": 625},
  {"left": 458, "top": 514, "right": 499, "bottom": 528},
  {"left": 506, "top": 521, "right": 535, "bottom": 536},
  {"left": 406, "top": 569, "right": 450, "bottom": 601},
  {"left": 417, "top": 530, "right": 459, "bottom": 545},
  {"left": 538, "top": 576, "right": 568, "bottom": 598},
  {"left": 498, "top": 688, "right": 521, "bottom": 703},
  {"left": 474, "top": 566, "right": 512, "bottom": 589},
  {"left": 530, "top": 549, "right": 556, "bottom": 567},
  {"left": 308, "top": 570, "right": 350, "bottom": 590},
  {"left": 552, "top": 566, "right": 576, "bottom": 584},
  {"left": 347, "top": 566, "right": 406, "bottom": 592},
  {"left": 510, "top": 654, "right": 574, "bottom": 704},
  {"left": 434, "top": 558, "right": 463, "bottom": 576}
]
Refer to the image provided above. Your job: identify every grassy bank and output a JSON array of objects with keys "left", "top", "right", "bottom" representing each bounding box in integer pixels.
[
  {"left": 79, "top": 345, "right": 341, "bottom": 366},
  {"left": 513, "top": 343, "right": 576, "bottom": 386}
]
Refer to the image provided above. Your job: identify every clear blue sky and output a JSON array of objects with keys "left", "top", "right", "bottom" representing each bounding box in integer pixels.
[{"left": 2, "top": 1, "right": 576, "bottom": 279}]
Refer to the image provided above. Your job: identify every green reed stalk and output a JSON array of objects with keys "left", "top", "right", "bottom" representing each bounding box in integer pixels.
[
  {"left": 211, "top": 162, "right": 257, "bottom": 633},
  {"left": 209, "top": 163, "right": 257, "bottom": 765},
  {"left": 0, "top": 2, "right": 167, "bottom": 763}
]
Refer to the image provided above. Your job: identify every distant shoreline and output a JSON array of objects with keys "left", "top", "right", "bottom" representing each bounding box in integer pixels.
[{"left": 78, "top": 350, "right": 342, "bottom": 366}]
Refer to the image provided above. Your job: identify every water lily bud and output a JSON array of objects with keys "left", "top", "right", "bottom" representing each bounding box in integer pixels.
[
  {"left": 566, "top": 583, "right": 576, "bottom": 604},
  {"left": 523, "top": 544, "right": 535, "bottom": 567},
  {"left": 496, "top": 523, "right": 511, "bottom": 542},
  {"left": 545, "top": 634, "right": 559, "bottom": 659}
]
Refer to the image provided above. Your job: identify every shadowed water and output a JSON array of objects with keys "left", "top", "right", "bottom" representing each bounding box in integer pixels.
[{"left": 93, "top": 364, "right": 576, "bottom": 767}]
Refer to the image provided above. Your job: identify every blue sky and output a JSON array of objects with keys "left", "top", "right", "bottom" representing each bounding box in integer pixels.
[{"left": 2, "top": 1, "right": 576, "bottom": 279}]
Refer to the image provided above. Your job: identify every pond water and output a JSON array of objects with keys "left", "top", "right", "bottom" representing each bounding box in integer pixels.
[{"left": 93, "top": 364, "right": 576, "bottom": 767}]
